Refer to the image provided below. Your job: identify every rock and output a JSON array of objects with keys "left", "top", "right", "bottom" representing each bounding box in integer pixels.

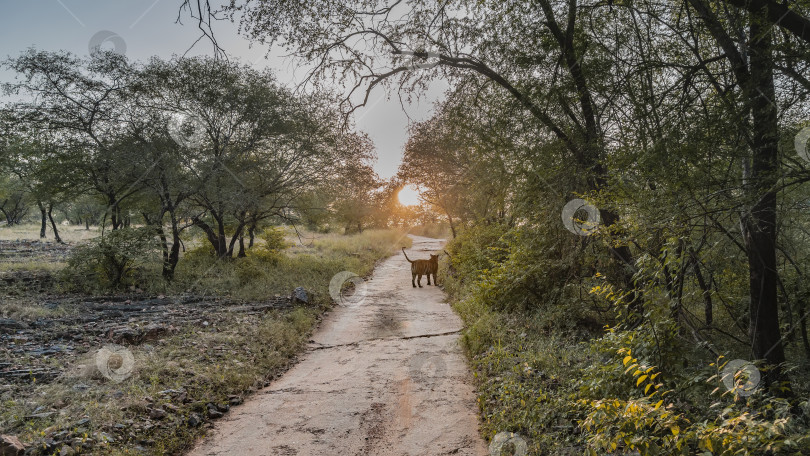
[
  {"left": 0, "top": 319, "right": 28, "bottom": 332},
  {"left": 187, "top": 413, "right": 202, "bottom": 427},
  {"left": 40, "top": 439, "right": 58, "bottom": 453},
  {"left": 228, "top": 395, "right": 243, "bottom": 406},
  {"left": 24, "top": 412, "right": 55, "bottom": 420},
  {"left": 96, "top": 432, "right": 114, "bottom": 443},
  {"left": 206, "top": 404, "right": 223, "bottom": 419},
  {"left": 164, "top": 403, "right": 179, "bottom": 412},
  {"left": 148, "top": 408, "right": 167, "bottom": 420},
  {"left": 0, "top": 435, "right": 25, "bottom": 455},
  {"left": 158, "top": 388, "right": 184, "bottom": 396},
  {"left": 141, "top": 324, "right": 167, "bottom": 342},
  {"left": 292, "top": 287, "right": 309, "bottom": 304},
  {"left": 59, "top": 445, "right": 75, "bottom": 456}
]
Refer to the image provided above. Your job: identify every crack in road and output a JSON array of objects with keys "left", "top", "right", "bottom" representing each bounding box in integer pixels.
[{"left": 307, "top": 329, "right": 464, "bottom": 351}]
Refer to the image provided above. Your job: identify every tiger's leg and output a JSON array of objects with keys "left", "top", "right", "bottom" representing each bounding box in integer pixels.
[
  {"left": 427, "top": 273, "right": 431, "bottom": 285},
  {"left": 417, "top": 274, "right": 423, "bottom": 287},
  {"left": 432, "top": 273, "right": 437, "bottom": 285}
]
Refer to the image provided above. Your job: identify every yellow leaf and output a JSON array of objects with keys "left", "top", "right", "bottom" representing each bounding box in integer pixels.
[
  {"left": 671, "top": 426, "right": 680, "bottom": 436},
  {"left": 637, "top": 375, "right": 648, "bottom": 385},
  {"left": 654, "top": 400, "right": 663, "bottom": 410},
  {"left": 623, "top": 355, "right": 632, "bottom": 366},
  {"left": 645, "top": 384, "right": 652, "bottom": 395}
]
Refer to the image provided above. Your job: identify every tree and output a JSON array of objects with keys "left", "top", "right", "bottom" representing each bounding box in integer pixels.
[
  {"left": 2, "top": 50, "right": 143, "bottom": 231},
  {"left": 141, "top": 57, "right": 362, "bottom": 258},
  {"left": 216, "top": 0, "right": 810, "bottom": 387},
  {"left": 330, "top": 161, "right": 381, "bottom": 233}
]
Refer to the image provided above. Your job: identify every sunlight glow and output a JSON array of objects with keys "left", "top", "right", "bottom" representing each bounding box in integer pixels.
[{"left": 398, "top": 185, "right": 421, "bottom": 206}]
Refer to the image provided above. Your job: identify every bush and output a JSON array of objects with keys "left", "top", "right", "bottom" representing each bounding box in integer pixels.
[
  {"left": 62, "top": 227, "right": 159, "bottom": 291},
  {"left": 259, "top": 226, "right": 290, "bottom": 254}
]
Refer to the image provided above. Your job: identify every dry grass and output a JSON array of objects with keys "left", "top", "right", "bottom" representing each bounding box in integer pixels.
[
  {"left": 0, "top": 227, "right": 410, "bottom": 455},
  {"left": 0, "top": 223, "right": 101, "bottom": 243}
]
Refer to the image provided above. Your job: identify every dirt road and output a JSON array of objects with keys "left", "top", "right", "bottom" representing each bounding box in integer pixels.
[{"left": 188, "top": 235, "right": 488, "bottom": 456}]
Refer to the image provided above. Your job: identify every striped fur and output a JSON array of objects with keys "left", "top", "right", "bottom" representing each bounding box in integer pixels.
[{"left": 402, "top": 247, "right": 439, "bottom": 288}]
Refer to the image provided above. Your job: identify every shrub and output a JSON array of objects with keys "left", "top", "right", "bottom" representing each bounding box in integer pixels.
[
  {"left": 259, "top": 226, "right": 290, "bottom": 254},
  {"left": 62, "top": 227, "right": 159, "bottom": 291}
]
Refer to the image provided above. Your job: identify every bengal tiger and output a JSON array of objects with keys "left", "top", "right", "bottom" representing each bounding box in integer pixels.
[{"left": 402, "top": 247, "right": 439, "bottom": 288}]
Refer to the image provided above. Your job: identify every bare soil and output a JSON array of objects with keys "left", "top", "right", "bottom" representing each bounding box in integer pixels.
[{"left": 188, "top": 236, "right": 488, "bottom": 456}]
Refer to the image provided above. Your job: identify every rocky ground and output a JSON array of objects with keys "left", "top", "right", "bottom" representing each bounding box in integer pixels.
[
  {"left": 0, "top": 239, "right": 312, "bottom": 455},
  {"left": 1, "top": 294, "right": 294, "bottom": 387},
  {"left": 0, "top": 240, "right": 72, "bottom": 264}
]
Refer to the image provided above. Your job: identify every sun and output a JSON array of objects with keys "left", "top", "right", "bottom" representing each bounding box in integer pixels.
[{"left": 398, "top": 185, "right": 421, "bottom": 206}]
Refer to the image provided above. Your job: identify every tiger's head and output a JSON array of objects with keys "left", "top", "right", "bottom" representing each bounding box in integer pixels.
[{"left": 430, "top": 254, "right": 439, "bottom": 262}]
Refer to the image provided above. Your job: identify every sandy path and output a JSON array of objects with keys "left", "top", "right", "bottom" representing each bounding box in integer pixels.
[{"left": 188, "top": 235, "right": 488, "bottom": 456}]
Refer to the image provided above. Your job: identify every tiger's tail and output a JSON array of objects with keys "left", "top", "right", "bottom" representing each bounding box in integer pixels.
[{"left": 402, "top": 247, "right": 414, "bottom": 263}]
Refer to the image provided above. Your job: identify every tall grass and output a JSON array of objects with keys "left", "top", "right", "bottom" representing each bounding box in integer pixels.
[
  {"left": 171, "top": 228, "right": 412, "bottom": 301},
  {"left": 1, "top": 228, "right": 411, "bottom": 455}
]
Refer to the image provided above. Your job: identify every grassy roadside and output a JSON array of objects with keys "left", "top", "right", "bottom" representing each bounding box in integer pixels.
[
  {"left": 0, "top": 228, "right": 411, "bottom": 455},
  {"left": 442, "top": 226, "right": 810, "bottom": 456},
  {"left": 444, "top": 276, "right": 593, "bottom": 455}
]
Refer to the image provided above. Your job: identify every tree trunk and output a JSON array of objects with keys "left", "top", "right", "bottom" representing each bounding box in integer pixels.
[
  {"left": 38, "top": 202, "right": 47, "bottom": 239},
  {"left": 216, "top": 215, "right": 229, "bottom": 258},
  {"left": 227, "top": 222, "right": 246, "bottom": 257},
  {"left": 799, "top": 296, "right": 810, "bottom": 361},
  {"left": 237, "top": 234, "right": 247, "bottom": 258},
  {"left": 692, "top": 254, "right": 713, "bottom": 328},
  {"left": 744, "top": 15, "right": 785, "bottom": 387},
  {"left": 47, "top": 204, "right": 62, "bottom": 244},
  {"left": 164, "top": 213, "right": 182, "bottom": 281},
  {"left": 158, "top": 224, "right": 170, "bottom": 271},
  {"left": 248, "top": 223, "right": 256, "bottom": 248}
]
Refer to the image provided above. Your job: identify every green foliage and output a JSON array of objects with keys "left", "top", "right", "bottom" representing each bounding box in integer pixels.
[
  {"left": 443, "top": 221, "right": 810, "bottom": 455},
  {"left": 580, "top": 348, "right": 810, "bottom": 455},
  {"left": 61, "top": 228, "right": 159, "bottom": 291},
  {"left": 172, "top": 228, "right": 409, "bottom": 301},
  {"left": 247, "top": 226, "right": 292, "bottom": 264},
  {"left": 259, "top": 226, "right": 291, "bottom": 253}
]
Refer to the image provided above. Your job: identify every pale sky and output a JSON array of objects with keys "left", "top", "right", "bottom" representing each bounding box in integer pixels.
[{"left": 0, "top": 1, "right": 447, "bottom": 178}]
